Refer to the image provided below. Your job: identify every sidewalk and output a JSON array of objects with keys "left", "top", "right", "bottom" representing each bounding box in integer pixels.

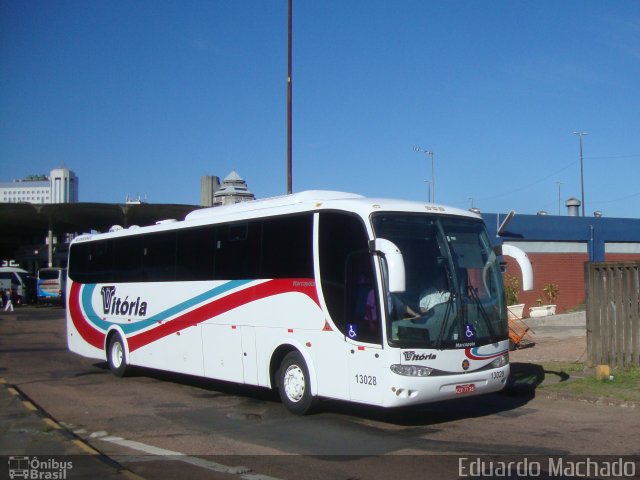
[
  {"left": 510, "top": 311, "right": 587, "bottom": 364},
  {"left": 0, "top": 379, "right": 136, "bottom": 479},
  {"left": 504, "top": 311, "right": 640, "bottom": 408}
]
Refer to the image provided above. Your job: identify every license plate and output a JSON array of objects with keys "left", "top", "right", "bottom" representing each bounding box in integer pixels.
[{"left": 455, "top": 384, "right": 476, "bottom": 394}]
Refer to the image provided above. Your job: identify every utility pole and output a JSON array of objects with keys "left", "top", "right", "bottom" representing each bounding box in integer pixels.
[
  {"left": 573, "top": 131, "right": 588, "bottom": 216},
  {"left": 555, "top": 181, "right": 563, "bottom": 216}
]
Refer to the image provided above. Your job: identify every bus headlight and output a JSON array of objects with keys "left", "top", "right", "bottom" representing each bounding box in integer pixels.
[
  {"left": 490, "top": 353, "right": 509, "bottom": 369},
  {"left": 390, "top": 364, "right": 433, "bottom": 377}
]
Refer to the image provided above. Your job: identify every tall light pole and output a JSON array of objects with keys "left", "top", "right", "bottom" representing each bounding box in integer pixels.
[
  {"left": 573, "top": 131, "right": 588, "bottom": 216},
  {"left": 286, "top": 0, "right": 293, "bottom": 194},
  {"left": 414, "top": 147, "right": 435, "bottom": 202},
  {"left": 423, "top": 180, "right": 431, "bottom": 202}
]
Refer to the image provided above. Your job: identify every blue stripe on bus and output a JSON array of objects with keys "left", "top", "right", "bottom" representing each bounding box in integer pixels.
[
  {"left": 38, "top": 291, "right": 60, "bottom": 297},
  {"left": 80, "top": 280, "right": 254, "bottom": 335}
]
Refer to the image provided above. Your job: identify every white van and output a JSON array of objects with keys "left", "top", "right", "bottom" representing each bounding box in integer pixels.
[
  {"left": 0, "top": 267, "right": 36, "bottom": 305},
  {"left": 37, "top": 267, "right": 67, "bottom": 305}
]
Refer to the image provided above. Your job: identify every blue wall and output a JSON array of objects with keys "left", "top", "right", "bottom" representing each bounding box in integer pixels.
[{"left": 482, "top": 213, "right": 640, "bottom": 262}]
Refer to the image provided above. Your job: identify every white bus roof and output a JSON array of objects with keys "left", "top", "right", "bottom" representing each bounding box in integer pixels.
[
  {"left": 185, "top": 190, "right": 478, "bottom": 222},
  {"left": 0, "top": 267, "right": 29, "bottom": 274},
  {"left": 72, "top": 190, "right": 480, "bottom": 244},
  {"left": 184, "top": 190, "right": 364, "bottom": 221}
]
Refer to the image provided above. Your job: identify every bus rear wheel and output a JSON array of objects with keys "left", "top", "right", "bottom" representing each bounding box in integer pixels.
[
  {"left": 278, "top": 351, "right": 316, "bottom": 415},
  {"left": 107, "top": 334, "right": 129, "bottom": 377}
]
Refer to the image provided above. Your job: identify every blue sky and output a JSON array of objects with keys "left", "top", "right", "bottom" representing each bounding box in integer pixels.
[{"left": 1, "top": 1, "right": 639, "bottom": 218}]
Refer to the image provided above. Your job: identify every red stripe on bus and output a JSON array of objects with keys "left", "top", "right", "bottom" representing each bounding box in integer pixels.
[
  {"left": 68, "top": 282, "right": 105, "bottom": 349},
  {"left": 127, "top": 279, "right": 319, "bottom": 352}
]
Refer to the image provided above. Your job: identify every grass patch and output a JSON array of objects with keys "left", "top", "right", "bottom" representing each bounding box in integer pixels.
[
  {"left": 541, "top": 364, "right": 640, "bottom": 403},
  {"left": 539, "top": 361, "right": 586, "bottom": 375}
]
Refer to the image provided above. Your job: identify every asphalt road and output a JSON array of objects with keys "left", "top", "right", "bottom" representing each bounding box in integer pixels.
[{"left": 1, "top": 307, "right": 639, "bottom": 480}]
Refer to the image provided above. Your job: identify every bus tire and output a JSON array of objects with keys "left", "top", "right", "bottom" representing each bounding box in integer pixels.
[
  {"left": 107, "top": 334, "right": 129, "bottom": 377},
  {"left": 278, "top": 351, "right": 316, "bottom": 415}
]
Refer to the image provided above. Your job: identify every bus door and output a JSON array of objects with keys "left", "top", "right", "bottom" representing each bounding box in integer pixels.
[
  {"left": 319, "top": 211, "right": 384, "bottom": 404},
  {"left": 343, "top": 250, "right": 384, "bottom": 404},
  {"left": 345, "top": 337, "right": 383, "bottom": 404}
]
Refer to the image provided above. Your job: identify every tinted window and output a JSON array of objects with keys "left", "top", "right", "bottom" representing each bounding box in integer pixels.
[
  {"left": 143, "top": 232, "right": 176, "bottom": 281},
  {"left": 214, "top": 221, "right": 262, "bottom": 280},
  {"left": 176, "top": 226, "right": 215, "bottom": 281},
  {"left": 88, "top": 241, "right": 112, "bottom": 283},
  {"left": 319, "top": 212, "right": 380, "bottom": 343},
  {"left": 39, "top": 269, "right": 62, "bottom": 281},
  {"left": 112, "top": 236, "right": 144, "bottom": 282},
  {"left": 68, "top": 243, "right": 89, "bottom": 283},
  {"left": 69, "top": 214, "right": 315, "bottom": 284},
  {"left": 261, "top": 215, "right": 313, "bottom": 278}
]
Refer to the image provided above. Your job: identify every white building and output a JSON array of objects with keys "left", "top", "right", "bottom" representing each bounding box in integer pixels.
[
  {"left": 0, "top": 167, "right": 79, "bottom": 204},
  {"left": 212, "top": 171, "right": 255, "bottom": 206}
]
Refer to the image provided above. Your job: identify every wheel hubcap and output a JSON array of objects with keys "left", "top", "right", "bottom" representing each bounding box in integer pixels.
[
  {"left": 283, "top": 365, "right": 305, "bottom": 402},
  {"left": 111, "top": 341, "right": 123, "bottom": 368}
]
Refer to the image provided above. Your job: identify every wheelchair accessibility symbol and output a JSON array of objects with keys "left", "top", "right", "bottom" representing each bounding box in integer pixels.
[
  {"left": 348, "top": 324, "right": 357, "bottom": 338},
  {"left": 464, "top": 324, "right": 476, "bottom": 340}
]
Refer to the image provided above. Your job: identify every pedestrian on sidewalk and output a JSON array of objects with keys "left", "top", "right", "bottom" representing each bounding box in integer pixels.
[{"left": 4, "top": 289, "right": 13, "bottom": 312}]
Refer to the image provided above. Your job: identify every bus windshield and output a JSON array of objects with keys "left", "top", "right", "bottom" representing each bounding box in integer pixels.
[{"left": 371, "top": 213, "right": 507, "bottom": 349}]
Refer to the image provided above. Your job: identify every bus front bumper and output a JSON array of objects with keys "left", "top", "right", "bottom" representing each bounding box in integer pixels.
[{"left": 383, "top": 364, "right": 510, "bottom": 408}]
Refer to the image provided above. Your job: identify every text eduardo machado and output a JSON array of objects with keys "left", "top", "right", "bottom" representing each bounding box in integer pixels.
[{"left": 459, "top": 456, "right": 637, "bottom": 478}]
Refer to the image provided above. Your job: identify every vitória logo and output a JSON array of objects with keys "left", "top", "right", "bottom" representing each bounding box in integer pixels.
[{"left": 100, "top": 286, "right": 148, "bottom": 317}]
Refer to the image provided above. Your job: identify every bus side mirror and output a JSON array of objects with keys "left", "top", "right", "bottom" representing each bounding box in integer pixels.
[
  {"left": 370, "top": 238, "right": 406, "bottom": 293},
  {"left": 501, "top": 244, "right": 534, "bottom": 291}
]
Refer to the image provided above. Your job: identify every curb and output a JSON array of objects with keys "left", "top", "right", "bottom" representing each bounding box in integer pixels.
[
  {"left": 524, "top": 311, "right": 586, "bottom": 328},
  {"left": 1, "top": 378, "right": 144, "bottom": 480}
]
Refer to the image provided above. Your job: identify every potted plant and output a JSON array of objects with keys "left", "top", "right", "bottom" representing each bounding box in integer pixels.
[
  {"left": 543, "top": 283, "right": 559, "bottom": 305},
  {"left": 504, "top": 274, "right": 524, "bottom": 319},
  {"left": 529, "top": 283, "right": 559, "bottom": 317}
]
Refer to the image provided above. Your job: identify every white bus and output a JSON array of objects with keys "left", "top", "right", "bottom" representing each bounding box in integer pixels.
[
  {"left": 0, "top": 266, "right": 36, "bottom": 305},
  {"left": 37, "top": 267, "right": 67, "bottom": 304},
  {"left": 66, "top": 191, "right": 532, "bottom": 414}
]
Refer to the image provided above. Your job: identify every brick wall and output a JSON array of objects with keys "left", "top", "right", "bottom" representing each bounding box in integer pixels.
[
  {"left": 605, "top": 253, "right": 640, "bottom": 262},
  {"left": 503, "top": 253, "right": 587, "bottom": 316},
  {"left": 503, "top": 252, "right": 640, "bottom": 317}
]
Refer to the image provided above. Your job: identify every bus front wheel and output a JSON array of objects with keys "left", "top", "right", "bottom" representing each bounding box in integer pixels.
[
  {"left": 278, "top": 351, "right": 316, "bottom": 415},
  {"left": 107, "top": 334, "right": 129, "bottom": 377}
]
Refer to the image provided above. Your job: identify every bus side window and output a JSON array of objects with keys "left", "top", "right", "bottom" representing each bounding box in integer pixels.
[
  {"left": 112, "top": 236, "right": 144, "bottom": 282},
  {"left": 261, "top": 214, "right": 313, "bottom": 278},
  {"left": 214, "top": 221, "right": 261, "bottom": 280},
  {"left": 345, "top": 251, "right": 381, "bottom": 344},
  {"left": 143, "top": 232, "right": 176, "bottom": 282},
  {"left": 88, "top": 241, "right": 112, "bottom": 284},
  {"left": 176, "top": 226, "right": 215, "bottom": 281},
  {"left": 319, "top": 212, "right": 380, "bottom": 344},
  {"left": 68, "top": 243, "right": 90, "bottom": 283}
]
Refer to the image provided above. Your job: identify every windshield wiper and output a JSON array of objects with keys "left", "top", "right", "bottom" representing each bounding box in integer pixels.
[
  {"left": 466, "top": 285, "right": 497, "bottom": 340},
  {"left": 434, "top": 293, "right": 456, "bottom": 349}
]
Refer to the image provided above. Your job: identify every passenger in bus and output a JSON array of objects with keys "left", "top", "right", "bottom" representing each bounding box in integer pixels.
[
  {"left": 364, "top": 290, "right": 419, "bottom": 331},
  {"left": 364, "top": 289, "right": 378, "bottom": 333},
  {"left": 417, "top": 268, "right": 450, "bottom": 317}
]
